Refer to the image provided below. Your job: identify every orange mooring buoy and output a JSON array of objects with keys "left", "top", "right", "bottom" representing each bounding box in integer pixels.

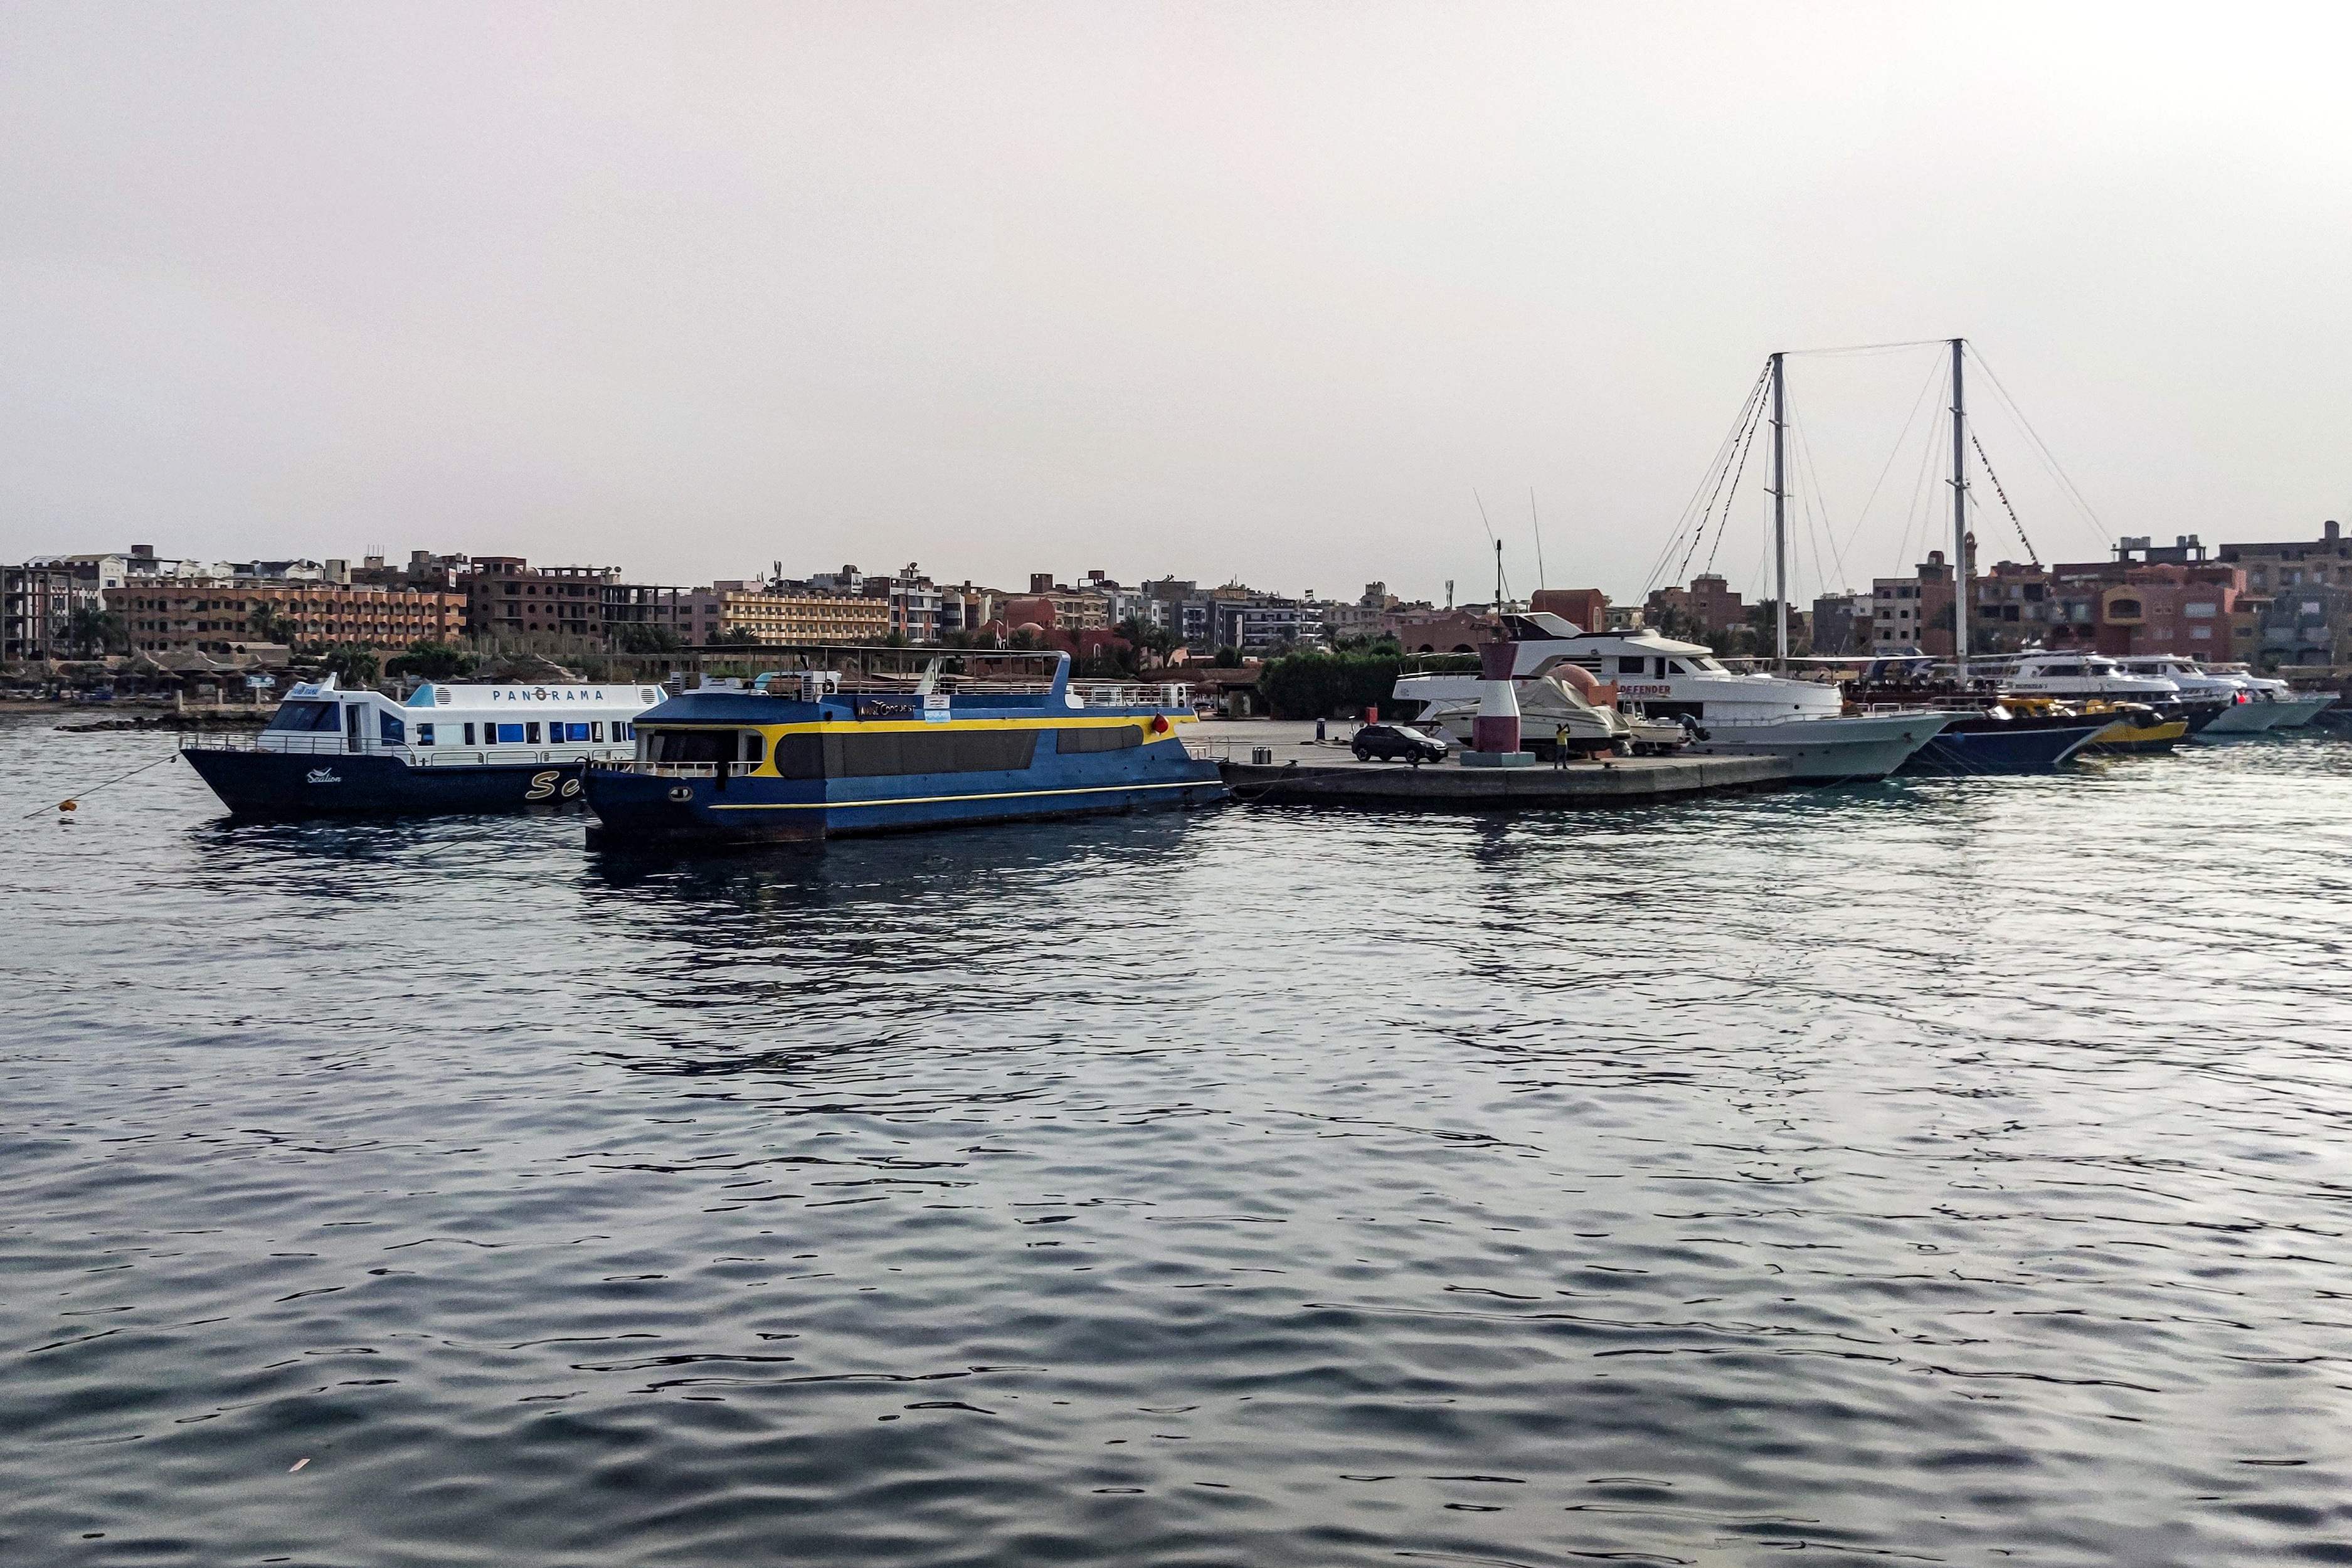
[{"left": 58, "top": 800, "right": 77, "bottom": 812}]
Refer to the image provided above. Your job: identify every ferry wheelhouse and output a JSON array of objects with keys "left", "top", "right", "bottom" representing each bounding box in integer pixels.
[
  {"left": 583, "top": 652, "right": 1225, "bottom": 845},
  {"left": 181, "top": 675, "right": 661, "bottom": 815}
]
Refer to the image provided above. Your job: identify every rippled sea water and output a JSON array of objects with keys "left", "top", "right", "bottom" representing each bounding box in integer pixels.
[{"left": 8, "top": 714, "right": 2352, "bottom": 1567}]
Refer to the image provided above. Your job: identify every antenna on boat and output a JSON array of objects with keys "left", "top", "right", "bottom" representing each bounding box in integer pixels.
[
  {"left": 1949, "top": 337, "right": 1971, "bottom": 684},
  {"left": 1769, "top": 351, "right": 1788, "bottom": 675},
  {"left": 1473, "top": 489, "right": 1510, "bottom": 612},
  {"left": 1530, "top": 489, "right": 1548, "bottom": 591}
]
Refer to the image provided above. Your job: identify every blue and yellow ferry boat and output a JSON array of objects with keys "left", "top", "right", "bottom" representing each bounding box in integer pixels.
[{"left": 581, "top": 652, "right": 1224, "bottom": 845}]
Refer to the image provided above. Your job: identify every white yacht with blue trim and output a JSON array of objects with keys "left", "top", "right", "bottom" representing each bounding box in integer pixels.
[{"left": 181, "top": 675, "right": 662, "bottom": 815}]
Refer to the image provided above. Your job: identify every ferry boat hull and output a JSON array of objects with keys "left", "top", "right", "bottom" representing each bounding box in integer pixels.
[
  {"left": 183, "top": 746, "right": 588, "bottom": 815},
  {"left": 583, "top": 751, "right": 1224, "bottom": 845},
  {"left": 581, "top": 660, "right": 1225, "bottom": 848},
  {"left": 1680, "top": 711, "right": 1954, "bottom": 782}
]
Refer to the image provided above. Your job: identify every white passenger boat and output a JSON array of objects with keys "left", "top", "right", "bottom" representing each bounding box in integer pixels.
[
  {"left": 1994, "top": 652, "right": 2182, "bottom": 702},
  {"left": 1396, "top": 613, "right": 1949, "bottom": 781},
  {"left": 2111, "top": 655, "right": 2280, "bottom": 734},
  {"left": 2218, "top": 665, "right": 2337, "bottom": 729},
  {"left": 180, "top": 675, "right": 662, "bottom": 815}
]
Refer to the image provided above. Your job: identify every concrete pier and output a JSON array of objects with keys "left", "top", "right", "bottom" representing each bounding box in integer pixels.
[{"left": 1219, "top": 752, "right": 1790, "bottom": 807}]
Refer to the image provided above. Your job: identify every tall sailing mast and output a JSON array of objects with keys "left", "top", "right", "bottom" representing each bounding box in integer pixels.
[
  {"left": 1949, "top": 337, "right": 1969, "bottom": 678},
  {"left": 1769, "top": 351, "right": 1788, "bottom": 675}
]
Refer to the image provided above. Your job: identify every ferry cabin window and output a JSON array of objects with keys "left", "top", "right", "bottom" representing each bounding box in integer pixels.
[
  {"left": 463, "top": 723, "right": 476, "bottom": 745},
  {"left": 741, "top": 732, "right": 765, "bottom": 765},
  {"left": 820, "top": 729, "right": 1039, "bottom": 777},
  {"left": 266, "top": 699, "right": 341, "bottom": 733},
  {"left": 1618, "top": 657, "right": 1645, "bottom": 674},
  {"left": 646, "top": 729, "right": 735, "bottom": 764},
  {"left": 495, "top": 723, "right": 526, "bottom": 743},
  {"left": 525, "top": 722, "right": 541, "bottom": 744},
  {"left": 591, "top": 721, "right": 604, "bottom": 742},
  {"left": 1057, "top": 726, "right": 1140, "bottom": 753},
  {"left": 378, "top": 712, "right": 406, "bottom": 744},
  {"left": 416, "top": 723, "right": 435, "bottom": 746}
]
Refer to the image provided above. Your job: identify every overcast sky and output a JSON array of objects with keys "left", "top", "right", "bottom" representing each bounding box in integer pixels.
[{"left": 5, "top": 2, "right": 2348, "bottom": 606}]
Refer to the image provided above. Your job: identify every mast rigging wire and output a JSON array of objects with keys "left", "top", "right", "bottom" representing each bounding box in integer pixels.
[
  {"left": 1965, "top": 345, "right": 2114, "bottom": 547},
  {"left": 1644, "top": 368, "right": 1771, "bottom": 595},
  {"left": 1968, "top": 427, "right": 2040, "bottom": 566},
  {"left": 1699, "top": 387, "right": 1770, "bottom": 578}
]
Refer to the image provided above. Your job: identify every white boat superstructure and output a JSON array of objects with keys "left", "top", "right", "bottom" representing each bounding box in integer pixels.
[
  {"left": 2111, "top": 655, "right": 2279, "bottom": 734},
  {"left": 253, "top": 675, "right": 661, "bottom": 763},
  {"left": 1396, "top": 615, "right": 1950, "bottom": 781},
  {"left": 1995, "top": 653, "right": 2181, "bottom": 702},
  {"left": 1395, "top": 657, "right": 1683, "bottom": 756}
]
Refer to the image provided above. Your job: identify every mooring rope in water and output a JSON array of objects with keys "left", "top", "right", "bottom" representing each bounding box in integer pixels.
[{"left": 19, "top": 749, "right": 182, "bottom": 819}]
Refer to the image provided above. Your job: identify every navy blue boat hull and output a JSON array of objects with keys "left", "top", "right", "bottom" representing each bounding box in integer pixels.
[
  {"left": 183, "top": 748, "right": 587, "bottom": 815},
  {"left": 1899, "top": 721, "right": 2106, "bottom": 775},
  {"left": 583, "top": 746, "right": 1226, "bottom": 846}
]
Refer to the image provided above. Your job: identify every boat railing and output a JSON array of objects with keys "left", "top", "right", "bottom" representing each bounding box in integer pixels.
[
  {"left": 178, "top": 731, "right": 625, "bottom": 768},
  {"left": 1067, "top": 681, "right": 1193, "bottom": 709},
  {"left": 741, "top": 674, "right": 1194, "bottom": 706},
  {"left": 589, "top": 759, "right": 764, "bottom": 778}
]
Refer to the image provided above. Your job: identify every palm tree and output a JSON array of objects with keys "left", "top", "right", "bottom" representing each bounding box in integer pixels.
[{"left": 65, "top": 606, "right": 123, "bottom": 657}]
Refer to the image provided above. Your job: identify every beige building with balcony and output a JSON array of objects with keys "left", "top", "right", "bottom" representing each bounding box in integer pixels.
[{"left": 677, "top": 583, "right": 892, "bottom": 644}]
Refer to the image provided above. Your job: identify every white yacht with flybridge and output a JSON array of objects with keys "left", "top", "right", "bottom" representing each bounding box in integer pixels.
[
  {"left": 2110, "top": 655, "right": 2279, "bottom": 733},
  {"left": 1393, "top": 613, "right": 1949, "bottom": 780}
]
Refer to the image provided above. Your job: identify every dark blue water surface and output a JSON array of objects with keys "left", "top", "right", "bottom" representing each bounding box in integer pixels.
[{"left": 8, "top": 714, "right": 2352, "bottom": 1567}]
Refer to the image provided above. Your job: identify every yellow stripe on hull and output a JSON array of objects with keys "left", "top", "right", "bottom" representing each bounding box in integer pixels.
[{"left": 708, "top": 778, "right": 1209, "bottom": 811}]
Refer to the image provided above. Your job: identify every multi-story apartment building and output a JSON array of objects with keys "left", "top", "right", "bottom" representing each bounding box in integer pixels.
[
  {"left": 938, "top": 582, "right": 1000, "bottom": 640},
  {"left": 110, "top": 579, "right": 468, "bottom": 655},
  {"left": 1870, "top": 551, "right": 1959, "bottom": 653},
  {"left": 1212, "top": 595, "right": 1319, "bottom": 652},
  {"left": 1808, "top": 592, "right": 1873, "bottom": 656},
  {"left": 675, "top": 580, "right": 891, "bottom": 644},
  {"left": 3, "top": 563, "right": 83, "bottom": 658},
  {"left": 465, "top": 558, "right": 620, "bottom": 645},
  {"left": 1645, "top": 571, "right": 1745, "bottom": 635},
  {"left": 1973, "top": 539, "right": 2257, "bottom": 662},
  {"left": 2216, "top": 520, "right": 2352, "bottom": 666},
  {"left": 1025, "top": 573, "right": 1113, "bottom": 633},
  {"left": 8, "top": 545, "right": 247, "bottom": 657}
]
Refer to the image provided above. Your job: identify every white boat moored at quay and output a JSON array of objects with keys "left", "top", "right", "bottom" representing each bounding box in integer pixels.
[
  {"left": 2111, "top": 655, "right": 2281, "bottom": 734},
  {"left": 179, "top": 675, "right": 662, "bottom": 815},
  {"left": 1396, "top": 613, "right": 1950, "bottom": 781}
]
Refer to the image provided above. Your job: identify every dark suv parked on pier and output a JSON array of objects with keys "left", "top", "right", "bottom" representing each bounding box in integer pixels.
[{"left": 1352, "top": 722, "right": 1449, "bottom": 766}]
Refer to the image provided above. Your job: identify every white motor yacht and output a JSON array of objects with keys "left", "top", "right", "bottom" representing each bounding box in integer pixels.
[
  {"left": 2219, "top": 665, "right": 2338, "bottom": 729},
  {"left": 1995, "top": 652, "right": 2182, "bottom": 702},
  {"left": 1396, "top": 615, "right": 1950, "bottom": 781},
  {"left": 1395, "top": 647, "right": 1683, "bottom": 756},
  {"left": 2111, "top": 655, "right": 2279, "bottom": 734}
]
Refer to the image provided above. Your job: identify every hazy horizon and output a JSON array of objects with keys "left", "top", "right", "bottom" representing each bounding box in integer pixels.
[{"left": 6, "top": 2, "right": 2348, "bottom": 606}]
